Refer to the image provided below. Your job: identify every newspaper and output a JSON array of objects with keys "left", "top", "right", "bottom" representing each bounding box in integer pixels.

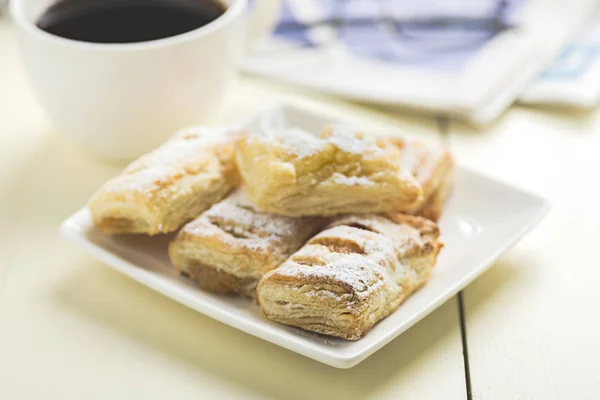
[
  {"left": 520, "top": 9, "right": 600, "bottom": 108},
  {"left": 244, "top": 0, "right": 597, "bottom": 125}
]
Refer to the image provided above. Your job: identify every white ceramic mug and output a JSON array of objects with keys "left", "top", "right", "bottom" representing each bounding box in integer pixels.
[{"left": 11, "top": 0, "right": 280, "bottom": 160}]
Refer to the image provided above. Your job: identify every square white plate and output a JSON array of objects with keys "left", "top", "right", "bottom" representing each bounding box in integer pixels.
[{"left": 60, "top": 104, "right": 549, "bottom": 368}]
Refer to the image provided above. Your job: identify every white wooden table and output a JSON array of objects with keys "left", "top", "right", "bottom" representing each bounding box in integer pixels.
[{"left": 1, "top": 17, "right": 599, "bottom": 399}]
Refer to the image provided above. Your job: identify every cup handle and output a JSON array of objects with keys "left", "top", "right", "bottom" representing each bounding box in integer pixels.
[{"left": 246, "top": 0, "right": 281, "bottom": 49}]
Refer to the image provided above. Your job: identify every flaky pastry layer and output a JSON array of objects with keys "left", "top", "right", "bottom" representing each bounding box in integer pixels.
[
  {"left": 88, "top": 128, "right": 241, "bottom": 235},
  {"left": 169, "top": 190, "right": 326, "bottom": 297},
  {"left": 395, "top": 140, "right": 454, "bottom": 221},
  {"left": 236, "top": 126, "right": 428, "bottom": 216},
  {"left": 415, "top": 163, "right": 454, "bottom": 222},
  {"left": 257, "top": 214, "right": 442, "bottom": 340}
]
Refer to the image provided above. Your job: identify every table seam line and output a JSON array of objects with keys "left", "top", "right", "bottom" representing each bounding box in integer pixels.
[{"left": 437, "top": 115, "right": 471, "bottom": 400}]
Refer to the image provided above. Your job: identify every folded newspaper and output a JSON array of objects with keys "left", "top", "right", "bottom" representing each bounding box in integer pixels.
[
  {"left": 520, "top": 9, "right": 600, "bottom": 108},
  {"left": 244, "top": 0, "right": 597, "bottom": 125}
]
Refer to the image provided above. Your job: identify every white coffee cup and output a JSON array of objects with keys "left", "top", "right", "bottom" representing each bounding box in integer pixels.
[{"left": 10, "top": 0, "right": 280, "bottom": 160}]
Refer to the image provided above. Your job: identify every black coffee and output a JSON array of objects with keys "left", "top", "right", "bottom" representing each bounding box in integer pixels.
[{"left": 36, "top": 0, "right": 226, "bottom": 43}]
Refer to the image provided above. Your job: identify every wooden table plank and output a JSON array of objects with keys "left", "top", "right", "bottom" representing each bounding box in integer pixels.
[
  {"left": 0, "top": 18, "right": 467, "bottom": 399},
  {"left": 0, "top": 19, "right": 48, "bottom": 285},
  {"left": 449, "top": 108, "right": 600, "bottom": 399}
]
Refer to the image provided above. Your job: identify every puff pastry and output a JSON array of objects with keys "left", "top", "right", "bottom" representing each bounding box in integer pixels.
[
  {"left": 169, "top": 190, "right": 327, "bottom": 297},
  {"left": 257, "top": 213, "right": 442, "bottom": 340},
  {"left": 415, "top": 163, "right": 454, "bottom": 222},
  {"left": 236, "top": 126, "right": 426, "bottom": 216},
  {"left": 237, "top": 125, "right": 452, "bottom": 217},
  {"left": 396, "top": 140, "right": 454, "bottom": 221},
  {"left": 88, "top": 127, "right": 241, "bottom": 235}
]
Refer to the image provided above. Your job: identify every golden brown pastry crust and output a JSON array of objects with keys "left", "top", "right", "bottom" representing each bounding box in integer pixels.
[
  {"left": 236, "top": 126, "right": 426, "bottom": 216},
  {"left": 169, "top": 190, "right": 327, "bottom": 297},
  {"left": 88, "top": 128, "right": 241, "bottom": 235},
  {"left": 415, "top": 164, "right": 454, "bottom": 222},
  {"left": 394, "top": 140, "right": 454, "bottom": 221},
  {"left": 257, "top": 214, "right": 443, "bottom": 340}
]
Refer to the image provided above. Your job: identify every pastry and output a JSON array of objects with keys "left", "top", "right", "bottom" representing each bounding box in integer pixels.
[
  {"left": 169, "top": 190, "right": 327, "bottom": 297},
  {"left": 415, "top": 164, "right": 454, "bottom": 222},
  {"left": 257, "top": 213, "right": 442, "bottom": 340},
  {"left": 236, "top": 125, "right": 425, "bottom": 216},
  {"left": 236, "top": 125, "right": 451, "bottom": 217},
  {"left": 396, "top": 140, "right": 454, "bottom": 221},
  {"left": 88, "top": 127, "right": 241, "bottom": 235}
]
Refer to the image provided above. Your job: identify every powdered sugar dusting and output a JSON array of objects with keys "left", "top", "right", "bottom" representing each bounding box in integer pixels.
[
  {"left": 314, "top": 225, "right": 394, "bottom": 254},
  {"left": 328, "top": 214, "right": 423, "bottom": 256},
  {"left": 270, "top": 225, "right": 402, "bottom": 298},
  {"left": 250, "top": 126, "right": 324, "bottom": 159},
  {"left": 330, "top": 173, "right": 374, "bottom": 186},
  {"left": 279, "top": 257, "right": 383, "bottom": 297},
  {"left": 183, "top": 190, "right": 321, "bottom": 251},
  {"left": 277, "top": 128, "right": 325, "bottom": 158},
  {"left": 268, "top": 214, "right": 435, "bottom": 302},
  {"left": 326, "top": 124, "right": 382, "bottom": 155},
  {"left": 105, "top": 126, "right": 237, "bottom": 193},
  {"left": 398, "top": 140, "right": 424, "bottom": 174},
  {"left": 251, "top": 109, "right": 325, "bottom": 159},
  {"left": 211, "top": 196, "right": 301, "bottom": 238},
  {"left": 248, "top": 113, "right": 385, "bottom": 160}
]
